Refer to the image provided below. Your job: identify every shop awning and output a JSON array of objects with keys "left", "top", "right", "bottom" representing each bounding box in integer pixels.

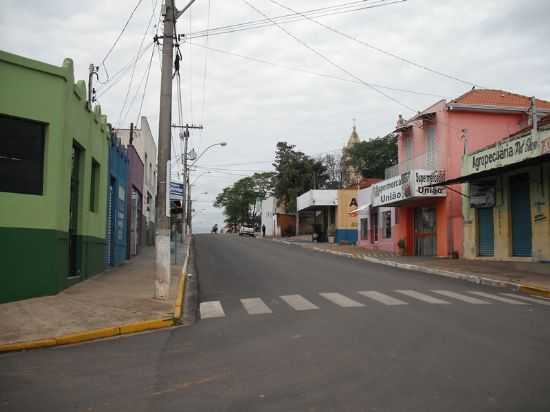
[{"left": 347, "top": 203, "right": 370, "bottom": 216}]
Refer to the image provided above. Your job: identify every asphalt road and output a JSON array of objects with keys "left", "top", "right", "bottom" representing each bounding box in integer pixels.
[{"left": 1, "top": 234, "right": 550, "bottom": 412}]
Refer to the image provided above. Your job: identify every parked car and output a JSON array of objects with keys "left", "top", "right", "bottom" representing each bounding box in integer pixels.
[{"left": 239, "top": 225, "right": 255, "bottom": 237}]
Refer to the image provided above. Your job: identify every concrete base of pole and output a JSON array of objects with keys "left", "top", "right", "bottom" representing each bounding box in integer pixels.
[{"left": 154, "top": 230, "right": 171, "bottom": 299}]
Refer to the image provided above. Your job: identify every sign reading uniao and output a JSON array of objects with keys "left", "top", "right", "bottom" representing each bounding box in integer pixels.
[{"left": 372, "top": 169, "right": 446, "bottom": 207}]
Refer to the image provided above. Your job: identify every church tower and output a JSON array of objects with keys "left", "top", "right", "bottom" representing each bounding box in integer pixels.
[{"left": 342, "top": 121, "right": 361, "bottom": 186}]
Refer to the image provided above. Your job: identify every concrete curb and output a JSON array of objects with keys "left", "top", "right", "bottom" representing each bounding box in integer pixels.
[
  {"left": 271, "top": 238, "right": 550, "bottom": 299},
  {"left": 0, "top": 237, "right": 193, "bottom": 354}
]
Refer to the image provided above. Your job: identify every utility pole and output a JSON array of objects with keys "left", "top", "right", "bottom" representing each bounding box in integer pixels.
[
  {"left": 172, "top": 123, "right": 202, "bottom": 238},
  {"left": 154, "top": 0, "right": 197, "bottom": 300}
]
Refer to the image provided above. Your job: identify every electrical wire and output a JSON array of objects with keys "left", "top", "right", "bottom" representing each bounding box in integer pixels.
[
  {"left": 189, "top": 0, "right": 400, "bottom": 39},
  {"left": 136, "top": 44, "right": 156, "bottom": 124},
  {"left": 100, "top": 0, "right": 145, "bottom": 81},
  {"left": 267, "top": 0, "right": 479, "bottom": 88},
  {"left": 118, "top": 0, "right": 158, "bottom": 127},
  {"left": 242, "top": 0, "right": 417, "bottom": 113},
  {"left": 197, "top": 0, "right": 213, "bottom": 155},
  {"left": 189, "top": 41, "right": 446, "bottom": 98}
]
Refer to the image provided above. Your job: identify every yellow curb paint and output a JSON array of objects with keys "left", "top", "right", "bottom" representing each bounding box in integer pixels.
[
  {"left": 173, "top": 271, "right": 186, "bottom": 320},
  {"left": 0, "top": 338, "right": 57, "bottom": 353},
  {"left": 55, "top": 327, "right": 120, "bottom": 346},
  {"left": 519, "top": 285, "right": 550, "bottom": 299},
  {"left": 119, "top": 318, "right": 174, "bottom": 335}
]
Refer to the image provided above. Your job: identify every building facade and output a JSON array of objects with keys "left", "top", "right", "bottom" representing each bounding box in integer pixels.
[
  {"left": 117, "top": 116, "right": 157, "bottom": 246},
  {"left": 453, "top": 115, "right": 550, "bottom": 261},
  {"left": 356, "top": 185, "right": 396, "bottom": 253},
  {"left": 372, "top": 89, "right": 550, "bottom": 257},
  {"left": 127, "top": 145, "right": 144, "bottom": 258},
  {"left": 0, "top": 50, "right": 110, "bottom": 303},
  {"left": 105, "top": 132, "right": 129, "bottom": 267}
]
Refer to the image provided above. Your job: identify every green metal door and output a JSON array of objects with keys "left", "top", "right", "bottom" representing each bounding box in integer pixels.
[
  {"left": 68, "top": 144, "right": 81, "bottom": 277},
  {"left": 510, "top": 174, "right": 532, "bottom": 257},
  {"left": 477, "top": 208, "right": 494, "bottom": 256}
]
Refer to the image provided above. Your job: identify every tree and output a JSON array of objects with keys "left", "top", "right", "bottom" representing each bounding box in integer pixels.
[
  {"left": 214, "top": 172, "right": 275, "bottom": 227},
  {"left": 272, "top": 142, "right": 328, "bottom": 212},
  {"left": 347, "top": 133, "right": 398, "bottom": 178},
  {"left": 321, "top": 153, "right": 346, "bottom": 189}
]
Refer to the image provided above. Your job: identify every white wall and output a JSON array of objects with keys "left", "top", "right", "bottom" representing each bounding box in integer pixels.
[
  {"left": 297, "top": 190, "right": 338, "bottom": 211},
  {"left": 261, "top": 197, "right": 276, "bottom": 236}
]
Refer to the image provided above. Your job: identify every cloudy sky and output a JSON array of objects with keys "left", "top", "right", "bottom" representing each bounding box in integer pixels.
[{"left": 2, "top": 0, "right": 550, "bottom": 232}]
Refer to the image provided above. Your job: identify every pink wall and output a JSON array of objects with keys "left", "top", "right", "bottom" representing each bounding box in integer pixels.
[{"left": 395, "top": 102, "right": 528, "bottom": 257}]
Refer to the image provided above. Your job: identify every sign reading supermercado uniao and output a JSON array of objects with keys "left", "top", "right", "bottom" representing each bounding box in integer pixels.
[{"left": 372, "top": 169, "right": 446, "bottom": 207}]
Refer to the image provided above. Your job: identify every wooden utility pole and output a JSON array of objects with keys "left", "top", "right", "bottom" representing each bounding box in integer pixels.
[{"left": 154, "top": 0, "right": 197, "bottom": 299}]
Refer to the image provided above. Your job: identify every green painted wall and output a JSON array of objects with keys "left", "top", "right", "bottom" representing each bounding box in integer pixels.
[{"left": 0, "top": 50, "right": 110, "bottom": 302}]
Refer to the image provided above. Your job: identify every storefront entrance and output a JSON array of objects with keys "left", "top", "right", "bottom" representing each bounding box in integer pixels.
[
  {"left": 477, "top": 207, "right": 494, "bottom": 256},
  {"left": 414, "top": 207, "right": 436, "bottom": 256},
  {"left": 510, "top": 174, "right": 532, "bottom": 257}
]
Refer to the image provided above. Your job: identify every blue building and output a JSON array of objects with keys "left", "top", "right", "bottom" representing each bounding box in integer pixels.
[{"left": 105, "top": 131, "right": 129, "bottom": 267}]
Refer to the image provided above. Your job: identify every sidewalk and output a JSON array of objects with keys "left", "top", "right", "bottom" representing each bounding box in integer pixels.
[
  {"left": 0, "top": 245, "right": 186, "bottom": 347},
  {"left": 273, "top": 238, "right": 550, "bottom": 296}
]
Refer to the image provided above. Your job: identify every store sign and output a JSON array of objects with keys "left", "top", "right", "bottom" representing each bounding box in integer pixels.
[
  {"left": 170, "top": 181, "right": 184, "bottom": 200},
  {"left": 466, "top": 132, "right": 540, "bottom": 175},
  {"left": 470, "top": 183, "right": 496, "bottom": 208},
  {"left": 372, "top": 169, "right": 446, "bottom": 207}
]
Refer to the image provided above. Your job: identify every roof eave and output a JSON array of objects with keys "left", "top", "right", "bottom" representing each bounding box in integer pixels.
[{"left": 447, "top": 103, "right": 550, "bottom": 114}]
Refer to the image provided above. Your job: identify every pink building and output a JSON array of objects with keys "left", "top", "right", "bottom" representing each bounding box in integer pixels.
[{"left": 371, "top": 89, "right": 550, "bottom": 257}]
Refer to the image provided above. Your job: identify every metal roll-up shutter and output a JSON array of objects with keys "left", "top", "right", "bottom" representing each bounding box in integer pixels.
[{"left": 478, "top": 208, "right": 494, "bottom": 256}]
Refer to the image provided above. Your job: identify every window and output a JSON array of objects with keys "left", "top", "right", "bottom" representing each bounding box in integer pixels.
[
  {"left": 90, "top": 159, "right": 100, "bottom": 212},
  {"left": 426, "top": 126, "right": 436, "bottom": 168},
  {"left": 0, "top": 115, "right": 46, "bottom": 195},
  {"left": 403, "top": 135, "right": 413, "bottom": 161},
  {"left": 383, "top": 211, "right": 392, "bottom": 238},
  {"left": 144, "top": 153, "right": 148, "bottom": 181},
  {"left": 360, "top": 218, "right": 369, "bottom": 240}
]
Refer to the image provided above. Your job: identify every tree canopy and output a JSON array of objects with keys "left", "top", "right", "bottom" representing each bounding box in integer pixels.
[
  {"left": 346, "top": 134, "right": 398, "bottom": 178},
  {"left": 214, "top": 172, "right": 274, "bottom": 227},
  {"left": 271, "top": 142, "right": 328, "bottom": 212}
]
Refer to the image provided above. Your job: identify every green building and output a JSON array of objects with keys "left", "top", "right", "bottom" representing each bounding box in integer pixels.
[{"left": 0, "top": 50, "right": 110, "bottom": 303}]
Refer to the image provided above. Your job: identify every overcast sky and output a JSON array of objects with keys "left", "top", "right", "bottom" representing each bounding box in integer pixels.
[{"left": 2, "top": 0, "right": 550, "bottom": 232}]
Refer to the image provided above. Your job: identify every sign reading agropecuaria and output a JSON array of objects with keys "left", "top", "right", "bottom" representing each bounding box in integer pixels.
[
  {"left": 466, "top": 132, "right": 540, "bottom": 175},
  {"left": 372, "top": 169, "right": 446, "bottom": 207}
]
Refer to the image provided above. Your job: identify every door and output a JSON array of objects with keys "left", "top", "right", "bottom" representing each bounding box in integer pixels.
[
  {"left": 478, "top": 207, "right": 494, "bottom": 257},
  {"left": 68, "top": 144, "right": 81, "bottom": 277},
  {"left": 130, "top": 189, "right": 138, "bottom": 256},
  {"left": 105, "top": 178, "right": 114, "bottom": 266},
  {"left": 414, "top": 207, "right": 436, "bottom": 256},
  {"left": 510, "top": 174, "right": 532, "bottom": 257}
]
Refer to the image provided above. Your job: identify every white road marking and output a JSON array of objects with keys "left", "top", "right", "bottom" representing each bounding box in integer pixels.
[
  {"left": 501, "top": 293, "right": 550, "bottom": 306},
  {"left": 468, "top": 291, "right": 528, "bottom": 305},
  {"left": 319, "top": 292, "right": 365, "bottom": 307},
  {"left": 280, "top": 294, "right": 319, "bottom": 311},
  {"left": 240, "top": 298, "right": 273, "bottom": 315},
  {"left": 357, "top": 291, "right": 407, "bottom": 305},
  {"left": 200, "top": 301, "right": 226, "bottom": 319},
  {"left": 395, "top": 290, "right": 450, "bottom": 304},
  {"left": 432, "top": 290, "right": 490, "bottom": 304}
]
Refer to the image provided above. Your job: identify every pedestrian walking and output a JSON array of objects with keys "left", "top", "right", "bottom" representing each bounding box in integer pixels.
[{"left": 262, "top": 224, "right": 266, "bottom": 237}]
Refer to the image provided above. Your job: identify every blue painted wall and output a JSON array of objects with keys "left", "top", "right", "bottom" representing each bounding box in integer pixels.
[
  {"left": 336, "top": 229, "right": 358, "bottom": 245},
  {"left": 106, "top": 134, "right": 129, "bottom": 267}
]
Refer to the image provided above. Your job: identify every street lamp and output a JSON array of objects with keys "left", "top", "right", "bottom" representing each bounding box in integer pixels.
[{"left": 184, "top": 142, "right": 227, "bottom": 235}]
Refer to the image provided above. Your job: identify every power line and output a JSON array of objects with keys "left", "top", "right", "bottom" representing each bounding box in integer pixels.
[
  {"left": 189, "top": 0, "right": 400, "bottom": 39},
  {"left": 100, "top": 0, "right": 145, "bottom": 81},
  {"left": 136, "top": 42, "right": 156, "bottom": 123},
  {"left": 197, "top": 0, "right": 213, "bottom": 155},
  {"left": 118, "top": 0, "right": 159, "bottom": 126},
  {"left": 190, "top": 42, "right": 446, "bottom": 98},
  {"left": 242, "top": 0, "right": 417, "bottom": 113},
  {"left": 267, "top": 0, "right": 480, "bottom": 88}
]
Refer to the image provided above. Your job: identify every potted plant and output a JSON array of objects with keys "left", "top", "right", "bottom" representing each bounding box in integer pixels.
[
  {"left": 328, "top": 224, "right": 336, "bottom": 244},
  {"left": 397, "top": 238, "right": 406, "bottom": 256}
]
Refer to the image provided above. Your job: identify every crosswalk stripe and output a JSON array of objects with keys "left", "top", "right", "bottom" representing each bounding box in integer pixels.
[
  {"left": 357, "top": 291, "right": 407, "bottom": 305},
  {"left": 200, "top": 301, "right": 226, "bottom": 319},
  {"left": 319, "top": 292, "right": 365, "bottom": 307},
  {"left": 501, "top": 293, "right": 550, "bottom": 306},
  {"left": 240, "top": 298, "right": 273, "bottom": 315},
  {"left": 432, "top": 290, "right": 490, "bottom": 304},
  {"left": 395, "top": 290, "right": 450, "bottom": 304},
  {"left": 280, "top": 294, "right": 319, "bottom": 311},
  {"left": 468, "top": 291, "right": 528, "bottom": 305}
]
